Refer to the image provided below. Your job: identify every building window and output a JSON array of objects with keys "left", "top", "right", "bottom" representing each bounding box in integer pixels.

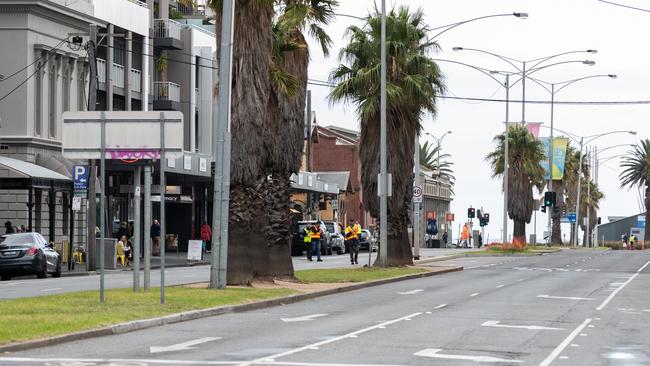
[
  {"left": 48, "top": 63, "right": 58, "bottom": 138},
  {"left": 62, "top": 67, "right": 70, "bottom": 112},
  {"left": 34, "top": 60, "right": 43, "bottom": 136},
  {"left": 114, "top": 38, "right": 125, "bottom": 66}
]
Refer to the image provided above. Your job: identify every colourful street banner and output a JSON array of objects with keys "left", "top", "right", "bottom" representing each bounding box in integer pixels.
[
  {"left": 526, "top": 122, "right": 542, "bottom": 138},
  {"left": 540, "top": 137, "right": 569, "bottom": 180}
]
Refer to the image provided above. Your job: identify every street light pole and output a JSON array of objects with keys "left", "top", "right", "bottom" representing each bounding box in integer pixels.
[{"left": 504, "top": 74, "right": 510, "bottom": 244}]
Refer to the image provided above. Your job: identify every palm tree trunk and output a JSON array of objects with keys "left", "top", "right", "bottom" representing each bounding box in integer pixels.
[
  {"left": 645, "top": 183, "right": 650, "bottom": 248},
  {"left": 214, "top": 0, "right": 275, "bottom": 284},
  {"left": 551, "top": 182, "right": 564, "bottom": 245},
  {"left": 513, "top": 219, "right": 526, "bottom": 241}
]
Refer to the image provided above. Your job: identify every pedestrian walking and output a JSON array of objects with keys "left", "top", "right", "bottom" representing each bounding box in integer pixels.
[
  {"left": 478, "top": 233, "right": 483, "bottom": 248},
  {"left": 345, "top": 218, "right": 360, "bottom": 265},
  {"left": 629, "top": 234, "right": 636, "bottom": 250},
  {"left": 200, "top": 222, "right": 212, "bottom": 254},
  {"left": 461, "top": 223, "right": 470, "bottom": 248},
  {"left": 309, "top": 222, "right": 323, "bottom": 262},
  {"left": 442, "top": 231, "right": 448, "bottom": 246},
  {"left": 150, "top": 219, "right": 161, "bottom": 256},
  {"left": 4, "top": 221, "right": 14, "bottom": 234},
  {"left": 303, "top": 224, "right": 313, "bottom": 260}
]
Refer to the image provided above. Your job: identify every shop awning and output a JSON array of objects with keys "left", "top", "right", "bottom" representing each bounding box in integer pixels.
[{"left": 0, "top": 156, "right": 72, "bottom": 190}]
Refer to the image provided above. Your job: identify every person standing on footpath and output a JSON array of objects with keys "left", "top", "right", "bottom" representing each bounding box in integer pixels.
[
  {"left": 200, "top": 221, "right": 212, "bottom": 255},
  {"left": 150, "top": 219, "right": 161, "bottom": 256},
  {"left": 309, "top": 222, "right": 323, "bottom": 262},
  {"left": 304, "top": 223, "right": 313, "bottom": 260},
  {"left": 345, "top": 218, "right": 360, "bottom": 265}
]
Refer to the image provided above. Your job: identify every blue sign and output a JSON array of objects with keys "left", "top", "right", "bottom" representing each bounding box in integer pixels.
[
  {"left": 638, "top": 215, "right": 646, "bottom": 228},
  {"left": 73, "top": 165, "right": 90, "bottom": 191},
  {"left": 565, "top": 212, "right": 577, "bottom": 223}
]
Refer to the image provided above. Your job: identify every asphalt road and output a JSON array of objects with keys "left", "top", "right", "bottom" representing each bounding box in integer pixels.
[
  {"left": 0, "top": 248, "right": 473, "bottom": 299},
  {"left": 2, "top": 249, "right": 650, "bottom": 366}
]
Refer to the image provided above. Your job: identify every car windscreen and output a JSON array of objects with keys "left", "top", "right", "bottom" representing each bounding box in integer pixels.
[{"left": 0, "top": 234, "right": 36, "bottom": 246}]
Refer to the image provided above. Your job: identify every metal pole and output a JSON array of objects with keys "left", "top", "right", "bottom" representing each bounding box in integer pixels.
[
  {"left": 574, "top": 137, "right": 584, "bottom": 246},
  {"left": 99, "top": 111, "right": 106, "bottom": 303},
  {"left": 133, "top": 166, "right": 141, "bottom": 292},
  {"left": 306, "top": 90, "right": 313, "bottom": 219},
  {"left": 413, "top": 134, "right": 420, "bottom": 260},
  {"left": 212, "top": 0, "right": 235, "bottom": 288},
  {"left": 379, "top": 0, "right": 388, "bottom": 267},
  {"left": 143, "top": 164, "right": 151, "bottom": 290},
  {"left": 86, "top": 24, "right": 98, "bottom": 272},
  {"left": 502, "top": 75, "right": 509, "bottom": 244},
  {"left": 548, "top": 84, "right": 554, "bottom": 245},
  {"left": 586, "top": 152, "right": 591, "bottom": 247},
  {"left": 159, "top": 112, "right": 166, "bottom": 304},
  {"left": 593, "top": 147, "right": 598, "bottom": 247}
]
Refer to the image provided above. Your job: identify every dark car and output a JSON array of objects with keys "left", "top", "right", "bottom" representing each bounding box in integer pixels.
[
  {"left": 359, "top": 229, "right": 377, "bottom": 252},
  {"left": 291, "top": 221, "right": 331, "bottom": 256},
  {"left": 0, "top": 233, "right": 61, "bottom": 281}
]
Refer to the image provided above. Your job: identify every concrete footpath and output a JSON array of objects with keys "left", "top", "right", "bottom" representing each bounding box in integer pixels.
[{"left": 0, "top": 264, "right": 462, "bottom": 353}]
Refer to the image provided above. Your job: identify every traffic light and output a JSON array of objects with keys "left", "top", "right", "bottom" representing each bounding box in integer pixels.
[
  {"left": 468, "top": 207, "right": 475, "bottom": 219},
  {"left": 544, "top": 191, "right": 556, "bottom": 207},
  {"left": 483, "top": 213, "right": 490, "bottom": 225},
  {"left": 541, "top": 205, "right": 546, "bottom": 213}
]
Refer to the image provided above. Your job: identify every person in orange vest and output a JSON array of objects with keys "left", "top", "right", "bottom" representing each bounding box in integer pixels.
[
  {"left": 308, "top": 222, "right": 323, "bottom": 262},
  {"left": 461, "top": 223, "right": 470, "bottom": 248}
]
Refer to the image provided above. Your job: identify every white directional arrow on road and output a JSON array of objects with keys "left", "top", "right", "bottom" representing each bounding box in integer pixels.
[
  {"left": 149, "top": 337, "right": 221, "bottom": 353},
  {"left": 481, "top": 320, "right": 564, "bottom": 330},
  {"left": 397, "top": 289, "right": 424, "bottom": 295},
  {"left": 281, "top": 313, "right": 329, "bottom": 322},
  {"left": 414, "top": 349, "right": 523, "bottom": 363},
  {"left": 537, "top": 294, "right": 594, "bottom": 301}
]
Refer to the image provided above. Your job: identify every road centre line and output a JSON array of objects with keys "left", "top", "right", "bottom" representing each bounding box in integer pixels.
[
  {"left": 481, "top": 320, "right": 563, "bottom": 331},
  {"left": 537, "top": 295, "right": 594, "bottom": 301},
  {"left": 539, "top": 318, "right": 592, "bottom": 366},
  {"left": 597, "top": 260, "right": 650, "bottom": 311},
  {"left": 470, "top": 292, "right": 480, "bottom": 297},
  {"left": 496, "top": 284, "right": 505, "bottom": 288},
  {"left": 434, "top": 304, "right": 447, "bottom": 309},
  {"left": 239, "top": 312, "right": 423, "bottom": 366},
  {"left": 40, "top": 287, "right": 62, "bottom": 292}
]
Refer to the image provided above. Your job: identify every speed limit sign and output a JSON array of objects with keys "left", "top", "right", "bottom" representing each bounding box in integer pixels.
[{"left": 413, "top": 184, "right": 423, "bottom": 203}]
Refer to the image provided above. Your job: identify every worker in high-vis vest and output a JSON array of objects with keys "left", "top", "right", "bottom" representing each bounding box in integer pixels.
[
  {"left": 345, "top": 218, "right": 360, "bottom": 265},
  {"left": 303, "top": 224, "right": 312, "bottom": 256},
  {"left": 308, "top": 222, "right": 323, "bottom": 262}
]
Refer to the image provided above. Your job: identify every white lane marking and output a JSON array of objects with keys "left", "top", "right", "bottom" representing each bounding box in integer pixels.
[
  {"left": 281, "top": 314, "right": 329, "bottom": 323},
  {"left": 40, "top": 287, "right": 63, "bottom": 292},
  {"left": 610, "top": 282, "right": 625, "bottom": 286},
  {"left": 470, "top": 293, "right": 480, "bottom": 297},
  {"left": 537, "top": 294, "right": 594, "bottom": 301},
  {"left": 481, "top": 320, "right": 563, "bottom": 331},
  {"left": 539, "top": 318, "right": 592, "bottom": 366},
  {"left": 0, "top": 358, "right": 405, "bottom": 366},
  {"left": 150, "top": 337, "right": 221, "bottom": 354},
  {"left": 597, "top": 260, "right": 650, "bottom": 311},
  {"left": 559, "top": 356, "right": 569, "bottom": 359},
  {"left": 397, "top": 289, "right": 424, "bottom": 295},
  {"left": 414, "top": 349, "right": 523, "bottom": 363},
  {"left": 496, "top": 284, "right": 505, "bottom": 288},
  {"left": 239, "top": 312, "right": 422, "bottom": 366},
  {"left": 580, "top": 333, "right": 587, "bottom": 336},
  {"left": 570, "top": 344, "right": 579, "bottom": 347},
  {"left": 517, "top": 278, "right": 525, "bottom": 282},
  {"left": 434, "top": 304, "right": 447, "bottom": 310}
]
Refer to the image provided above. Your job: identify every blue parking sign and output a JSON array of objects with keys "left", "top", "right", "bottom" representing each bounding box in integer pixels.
[{"left": 73, "top": 165, "right": 90, "bottom": 191}]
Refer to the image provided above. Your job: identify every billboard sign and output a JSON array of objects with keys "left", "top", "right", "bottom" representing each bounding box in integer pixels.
[{"left": 541, "top": 137, "right": 569, "bottom": 180}]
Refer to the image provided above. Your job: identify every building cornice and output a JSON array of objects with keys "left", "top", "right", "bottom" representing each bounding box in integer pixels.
[{"left": 0, "top": 136, "right": 63, "bottom": 150}]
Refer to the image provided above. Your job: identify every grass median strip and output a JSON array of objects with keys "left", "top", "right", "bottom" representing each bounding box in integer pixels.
[
  {"left": 0, "top": 287, "right": 295, "bottom": 345},
  {"left": 295, "top": 267, "right": 427, "bottom": 283}
]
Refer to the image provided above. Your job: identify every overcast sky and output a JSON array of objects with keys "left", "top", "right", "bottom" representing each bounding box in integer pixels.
[{"left": 305, "top": 0, "right": 649, "bottom": 243}]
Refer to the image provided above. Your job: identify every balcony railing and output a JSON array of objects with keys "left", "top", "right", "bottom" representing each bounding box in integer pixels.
[
  {"left": 154, "top": 19, "right": 182, "bottom": 40},
  {"left": 153, "top": 81, "right": 181, "bottom": 103},
  {"left": 96, "top": 58, "right": 142, "bottom": 93}
]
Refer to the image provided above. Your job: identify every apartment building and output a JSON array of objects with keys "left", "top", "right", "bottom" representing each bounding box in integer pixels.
[{"left": 0, "top": 0, "right": 216, "bottom": 255}]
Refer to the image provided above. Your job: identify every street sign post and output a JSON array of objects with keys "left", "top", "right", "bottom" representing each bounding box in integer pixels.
[{"left": 73, "top": 165, "right": 89, "bottom": 197}]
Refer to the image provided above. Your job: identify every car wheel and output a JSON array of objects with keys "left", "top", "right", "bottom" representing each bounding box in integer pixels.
[
  {"left": 36, "top": 259, "right": 47, "bottom": 279},
  {"left": 0, "top": 275, "right": 10, "bottom": 281},
  {"left": 52, "top": 262, "right": 62, "bottom": 278},
  {"left": 327, "top": 248, "right": 333, "bottom": 255}
]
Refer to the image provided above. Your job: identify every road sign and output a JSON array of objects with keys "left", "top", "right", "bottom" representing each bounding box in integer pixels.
[
  {"left": 72, "top": 196, "right": 82, "bottom": 211},
  {"left": 566, "top": 212, "right": 576, "bottom": 223},
  {"left": 331, "top": 199, "right": 339, "bottom": 210},
  {"left": 446, "top": 212, "right": 455, "bottom": 222},
  {"left": 73, "top": 165, "right": 89, "bottom": 191},
  {"left": 413, "top": 184, "right": 423, "bottom": 203}
]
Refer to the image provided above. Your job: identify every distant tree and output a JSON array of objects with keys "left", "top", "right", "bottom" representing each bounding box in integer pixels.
[
  {"left": 619, "top": 139, "right": 650, "bottom": 244},
  {"left": 419, "top": 141, "right": 454, "bottom": 194}
]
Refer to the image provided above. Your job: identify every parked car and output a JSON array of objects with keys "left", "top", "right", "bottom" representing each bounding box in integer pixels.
[
  {"left": 322, "top": 221, "right": 345, "bottom": 255},
  {"left": 291, "top": 221, "right": 332, "bottom": 256},
  {"left": 0, "top": 232, "right": 61, "bottom": 281},
  {"left": 359, "top": 229, "right": 377, "bottom": 252}
]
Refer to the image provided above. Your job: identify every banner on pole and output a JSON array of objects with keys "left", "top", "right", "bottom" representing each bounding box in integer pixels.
[{"left": 540, "top": 137, "right": 569, "bottom": 180}]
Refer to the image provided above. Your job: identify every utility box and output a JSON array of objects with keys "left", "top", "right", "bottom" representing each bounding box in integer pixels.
[{"left": 94, "top": 238, "right": 118, "bottom": 270}]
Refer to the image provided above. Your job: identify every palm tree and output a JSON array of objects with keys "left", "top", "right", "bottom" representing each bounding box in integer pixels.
[
  {"left": 579, "top": 179, "right": 604, "bottom": 245},
  {"left": 620, "top": 139, "right": 650, "bottom": 244},
  {"left": 258, "top": 0, "right": 338, "bottom": 278},
  {"left": 565, "top": 146, "right": 590, "bottom": 245},
  {"left": 419, "top": 141, "right": 454, "bottom": 193},
  {"left": 485, "top": 124, "right": 546, "bottom": 243},
  {"left": 329, "top": 6, "right": 445, "bottom": 266},
  {"left": 209, "top": 0, "right": 276, "bottom": 284}
]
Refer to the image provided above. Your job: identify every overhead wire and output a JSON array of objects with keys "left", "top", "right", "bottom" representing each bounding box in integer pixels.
[{"left": 0, "top": 37, "right": 70, "bottom": 84}]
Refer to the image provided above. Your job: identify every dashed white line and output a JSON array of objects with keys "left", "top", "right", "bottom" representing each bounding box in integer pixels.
[
  {"left": 40, "top": 288, "right": 63, "bottom": 292},
  {"left": 470, "top": 293, "right": 480, "bottom": 297},
  {"left": 434, "top": 304, "right": 447, "bottom": 310},
  {"left": 496, "top": 284, "right": 505, "bottom": 288}
]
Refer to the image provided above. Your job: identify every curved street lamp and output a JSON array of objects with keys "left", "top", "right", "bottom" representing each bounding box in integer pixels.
[{"left": 528, "top": 74, "right": 617, "bottom": 244}]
